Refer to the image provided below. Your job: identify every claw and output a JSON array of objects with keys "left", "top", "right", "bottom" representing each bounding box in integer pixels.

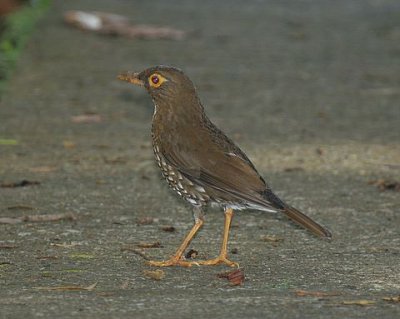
[{"left": 197, "top": 256, "right": 239, "bottom": 268}]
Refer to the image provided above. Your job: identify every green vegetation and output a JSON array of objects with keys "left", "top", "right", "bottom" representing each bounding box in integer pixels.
[{"left": 0, "top": 0, "right": 50, "bottom": 96}]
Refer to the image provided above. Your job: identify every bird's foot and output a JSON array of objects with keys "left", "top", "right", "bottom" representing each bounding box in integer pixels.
[
  {"left": 147, "top": 257, "right": 196, "bottom": 267},
  {"left": 197, "top": 256, "right": 239, "bottom": 268}
]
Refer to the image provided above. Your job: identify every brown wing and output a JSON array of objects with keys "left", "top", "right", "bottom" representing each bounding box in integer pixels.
[{"left": 160, "top": 132, "right": 283, "bottom": 211}]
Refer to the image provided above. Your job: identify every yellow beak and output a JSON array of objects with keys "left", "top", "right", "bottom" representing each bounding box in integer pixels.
[{"left": 117, "top": 71, "right": 144, "bottom": 86}]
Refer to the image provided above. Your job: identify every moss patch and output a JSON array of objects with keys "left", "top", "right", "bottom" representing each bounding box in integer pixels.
[{"left": 0, "top": 0, "right": 50, "bottom": 96}]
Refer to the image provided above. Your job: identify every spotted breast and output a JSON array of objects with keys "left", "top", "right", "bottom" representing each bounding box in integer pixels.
[{"left": 152, "top": 143, "right": 210, "bottom": 207}]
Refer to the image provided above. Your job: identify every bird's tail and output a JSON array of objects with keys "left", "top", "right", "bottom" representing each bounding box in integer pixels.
[{"left": 282, "top": 205, "right": 332, "bottom": 239}]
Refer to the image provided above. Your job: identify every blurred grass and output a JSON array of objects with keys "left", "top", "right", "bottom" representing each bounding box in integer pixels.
[{"left": 0, "top": 0, "right": 50, "bottom": 97}]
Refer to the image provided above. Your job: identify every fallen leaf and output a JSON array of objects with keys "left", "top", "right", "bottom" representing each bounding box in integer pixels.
[
  {"left": 36, "top": 282, "right": 97, "bottom": 291},
  {"left": 64, "top": 11, "right": 186, "bottom": 40},
  {"left": 0, "top": 138, "right": 18, "bottom": 145},
  {"left": 368, "top": 179, "right": 400, "bottom": 192},
  {"left": 24, "top": 212, "right": 77, "bottom": 222},
  {"left": 160, "top": 226, "right": 176, "bottom": 232},
  {"left": 71, "top": 113, "right": 102, "bottom": 124},
  {"left": 342, "top": 300, "right": 376, "bottom": 306},
  {"left": 295, "top": 290, "right": 340, "bottom": 297},
  {"left": 143, "top": 269, "right": 165, "bottom": 281},
  {"left": 63, "top": 140, "right": 76, "bottom": 149},
  {"left": 0, "top": 180, "right": 40, "bottom": 188},
  {"left": 185, "top": 249, "right": 198, "bottom": 259},
  {"left": 136, "top": 216, "right": 154, "bottom": 225},
  {"left": 0, "top": 212, "right": 77, "bottom": 224},
  {"left": 0, "top": 243, "right": 18, "bottom": 249},
  {"left": 217, "top": 268, "right": 245, "bottom": 286},
  {"left": 383, "top": 295, "right": 400, "bottom": 303},
  {"left": 136, "top": 241, "right": 163, "bottom": 249}
]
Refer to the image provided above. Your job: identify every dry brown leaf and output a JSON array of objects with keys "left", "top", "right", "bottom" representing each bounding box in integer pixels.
[
  {"left": 260, "top": 235, "right": 284, "bottom": 243},
  {"left": 342, "top": 300, "right": 376, "bottom": 306},
  {"left": 136, "top": 216, "right": 154, "bottom": 225},
  {"left": 136, "top": 241, "right": 163, "bottom": 249},
  {"left": 160, "top": 226, "right": 176, "bottom": 232},
  {"left": 64, "top": 11, "right": 186, "bottom": 40},
  {"left": 36, "top": 282, "right": 97, "bottom": 291},
  {"left": 383, "top": 295, "right": 400, "bottom": 303},
  {"left": 0, "top": 180, "right": 40, "bottom": 188},
  {"left": 368, "top": 179, "right": 400, "bottom": 192},
  {"left": 0, "top": 212, "right": 77, "bottom": 224},
  {"left": 23, "top": 212, "right": 77, "bottom": 222},
  {"left": 295, "top": 290, "right": 340, "bottom": 297},
  {"left": 217, "top": 268, "right": 245, "bottom": 286},
  {"left": 63, "top": 140, "right": 76, "bottom": 149},
  {"left": 0, "top": 243, "right": 18, "bottom": 249},
  {"left": 143, "top": 269, "right": 165, "bottom": 281}
]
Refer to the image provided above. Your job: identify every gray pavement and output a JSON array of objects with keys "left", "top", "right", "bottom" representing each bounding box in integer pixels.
[{"left": 1, "top": 0, "right": 399, "bottom": 318}]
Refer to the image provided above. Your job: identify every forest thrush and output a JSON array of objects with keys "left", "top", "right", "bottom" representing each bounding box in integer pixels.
[{"left": 118, "top": 66, "right": 331, "bottom": 267}]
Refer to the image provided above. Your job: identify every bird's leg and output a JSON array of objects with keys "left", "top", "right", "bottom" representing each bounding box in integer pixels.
[
  {"left": 148, "top": 210, "right": 204, "bottom": 267},
  {"left": 197, "top": 208, "right": 239, "bottom": 267}
]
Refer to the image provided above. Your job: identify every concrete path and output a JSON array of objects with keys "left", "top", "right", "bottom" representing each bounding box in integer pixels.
[{"left": 1, "top": 1, "right": 399, "bottom": 318}]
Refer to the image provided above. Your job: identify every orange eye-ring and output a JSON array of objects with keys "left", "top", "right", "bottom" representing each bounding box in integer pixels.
[{"left": 148, "top": 73, "right": 167, "bottom": 88}]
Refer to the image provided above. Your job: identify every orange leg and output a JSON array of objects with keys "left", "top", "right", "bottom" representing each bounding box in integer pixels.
[
  {"left": 197, "top": 208, "right": 239, "bottom": 267},
  {"left": 148, "top": 217, "right": 204, "bottom": 267}
]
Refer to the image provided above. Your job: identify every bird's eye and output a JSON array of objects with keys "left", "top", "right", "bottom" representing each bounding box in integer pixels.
[{"left": 148, "top": 73, "right": 167, "bottom": 88}]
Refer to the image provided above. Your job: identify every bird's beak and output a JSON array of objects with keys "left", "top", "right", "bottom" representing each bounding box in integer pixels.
[{"left": 117, "top": 71, "right": 144, "bottom": 86}]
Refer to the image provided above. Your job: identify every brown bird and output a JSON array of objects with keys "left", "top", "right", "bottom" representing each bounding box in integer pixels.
[{"left": 118, "top": 66, "right": 331, "bottom": 267}]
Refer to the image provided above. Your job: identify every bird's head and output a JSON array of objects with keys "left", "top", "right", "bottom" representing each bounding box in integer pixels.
[{"left": 118, "top": 66, "right": 197, "bottom": 104}]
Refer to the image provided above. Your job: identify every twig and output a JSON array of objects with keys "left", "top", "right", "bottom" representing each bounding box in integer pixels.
[{"left": 0, "top": 212, "right": 77, "bottom": 224}]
